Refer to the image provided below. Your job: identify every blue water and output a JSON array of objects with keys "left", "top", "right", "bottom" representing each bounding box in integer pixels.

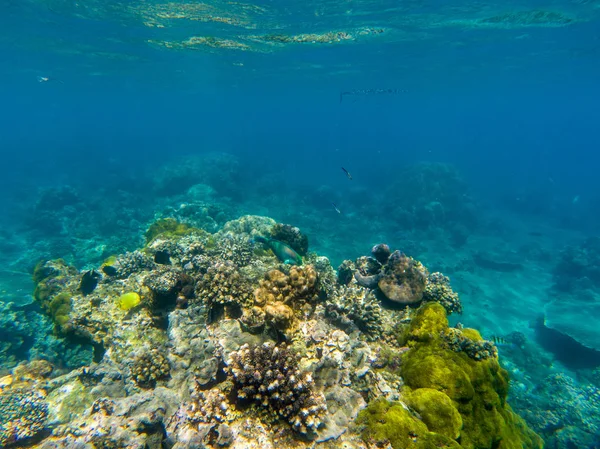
[{"left": 2, "top": 0, "right": 600, "bottom": 447}]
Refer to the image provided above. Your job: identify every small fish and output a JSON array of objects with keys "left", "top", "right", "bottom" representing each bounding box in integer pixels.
[
  {"left": 79, "top": 270, "right": 100, "bottom": 296},
  {"left": 339, "top": 88, "right": 404, "bottom": 103},
  {"left": 37, "top": 76, "right": 64, "bottom": 84},
  {"left": 331, "top": 202, "right": 342, "bottom": 214},
  {"left": 154, "top": 250, "right": 171, "bottom": 265},
  {"left": 490, "top": 336, "right": 507, "bottom": 344},
  {"left": 253, "top": 236, "right": 302, "bottom": 265},
  {"left": 341, "top": 167, "right": 352, "bottom": 180},
  {"left": 102, "top": 265, "right": 118, "bottom": 276},
  {"left": 572, "top": 195, "right": 580, "bottom": 204}
]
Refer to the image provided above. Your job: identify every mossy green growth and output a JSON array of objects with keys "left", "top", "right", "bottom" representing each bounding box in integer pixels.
[
  {"left": 118, "top": 292, "right": 141, "bottom": 311},
  {"left": 399, "top": 303, "right": 543, "bottom": 449},
  {"left": 407, "top": 302, "right": 448, "bottom": 344},
  {"left": 47, "top": 292, "right": 72, "bottom": 327},
  {"left": 356, "top": 398, "right": 461, "bottom": 449},
  {"left": 461, "top": 328, "right": 483, "bottom": 341},
  {"left": 144, "top": 218, "right": 201, "bottom": 244},
  {"left": 404, "top": 388, "right": 463, "bottom": 439}
]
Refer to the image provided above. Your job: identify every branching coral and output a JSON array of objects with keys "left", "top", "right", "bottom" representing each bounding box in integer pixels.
[
  {"left": 254, "top": 265, "right": 318, "bottom": 307},
  {"left": 211, "top": 232, "right": 254, "bottom": 267},
  {"left": 326, "top": 285, "right": 384, "bottom": 340},
  {"left": 131, "top": 348, "right": 171, "bottom": 388},
  {"left": 442, "top": 328, "right": 497, "bottom": 361},
  {"left": 226, "top": 342, "right": 326, "bottom": 434},
  {"left": 423, "top": 272, "right": 463, "bottom": 315},
  {"left": 194, "top": 261, "right": 254, "bottom": 310},
  {"left": 115, "top": 251, "right": 156, "bottom": 278},
  {"left": 144, "top": 267, "right": 195, "bottom": 311}
]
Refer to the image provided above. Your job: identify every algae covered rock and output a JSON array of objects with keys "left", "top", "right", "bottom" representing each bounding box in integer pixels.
[
  {"left": 356, "top": 398, "right": 461, "bottom": 449},
  {"left": 399, "top": 303, "right": 543, "bottom": 449},
  {"left": 404, "top": 388, "right": 463, "bottom": 439}
]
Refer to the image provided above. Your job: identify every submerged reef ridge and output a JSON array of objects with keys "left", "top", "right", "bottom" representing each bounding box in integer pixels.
[{"left": 3, "top": 215, "right": 541, "bottom": 448}]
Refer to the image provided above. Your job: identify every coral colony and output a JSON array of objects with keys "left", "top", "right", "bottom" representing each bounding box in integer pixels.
[{"left": 0, "top": 215, "right": 544, "bottom": 448}]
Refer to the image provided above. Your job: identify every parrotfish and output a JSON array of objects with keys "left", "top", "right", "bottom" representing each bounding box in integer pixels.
[{"left": 254, "top": 236, "right": 302, "bottom": 265}]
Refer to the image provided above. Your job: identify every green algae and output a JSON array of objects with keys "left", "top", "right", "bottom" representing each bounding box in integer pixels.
[
  {"left": 356, "top": 398, "right": 461, "bottom": 449},
  {"left": 397, "top": 303, "right": 543, "bottom": 449},
  {"left": 405, "top": 388, "right": 463, "bottom": 439},
  {"left": 47, "top": 292, "right": 73, "bottom": 327},
  {"left": 145, "top": 218, "right": 204, "bottom": 244}
]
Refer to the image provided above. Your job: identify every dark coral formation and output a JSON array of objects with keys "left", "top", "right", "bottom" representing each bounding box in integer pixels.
[
  {"left": 423, "top": 272, "right": 463, "bottom": 314},
  {"left": 337, "top": 259, "right": 355, "bottom": 285},
  {"left": 211, "top": 233, "right": 253, "bottom": 267},
  {"left": 371, "top": 243, "right": 391, "bottom": 264},
  {"left": 442, "top": 328, "right": 497, "bottom": 360},
  {"left": 269, "top": 223, "right": 309, "bottom": 256},
  {"left": 326, "top": 286, "right": 384, "bottom": 340},
  {"left": 378, "top": 251, "right": 427, "bottom": 305},
  {"left": 0, "top": 388, "right": 48, "bottom": 447},
  {"left": 131, "top": 348, "right": 171, "bottom": 388},
  {"left": 254, "top": 265, "right": 319, "bottom": 306},
  {"left": 144, "top": 267, "right": 195, "bottom": 311},
  {"left": 227, "top": 342, "right": 326, "bottom": 434},
  {"left": 195, "top": 261, "right": 254, "bottom": 310},
  {"left": 115, "top": 251, "right": 156, "bottom": 278}
]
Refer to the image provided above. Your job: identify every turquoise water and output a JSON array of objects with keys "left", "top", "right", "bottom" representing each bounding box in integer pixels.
[{"left": 1, "top": 1, "right": 600, "bottom": 447}]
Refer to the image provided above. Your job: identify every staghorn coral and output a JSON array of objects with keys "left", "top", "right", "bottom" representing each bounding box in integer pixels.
[
  {"left": 0, "top": 388, "right": 48, "bottom": 447},
  {"left": 194, "top": 261, "right": 254, "bottom": 311},
  {"left": 326, "top": 285, "right": 384, "bottom": 340},
  {"left": 423, "top": 272, "right": 463, "bottom": 314},
  {"left": 254, "top": 265, "right": 318, "bottom": 307},
  {"left": 227, "top": 342, "right": 326, "bottom": 434},
  {"left": 131, "top": 348, "right": 171, "bottom": 388},
  {"left": 378, "top": 251, "right": 428, "bottom": 305},
  {"left": 269, "top": 223, "right": 309, "bottom": 256}
]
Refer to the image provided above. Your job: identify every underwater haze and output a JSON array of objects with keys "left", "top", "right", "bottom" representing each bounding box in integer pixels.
[{"left": 1, "top": 0, "right": 600, "bottom": 448}]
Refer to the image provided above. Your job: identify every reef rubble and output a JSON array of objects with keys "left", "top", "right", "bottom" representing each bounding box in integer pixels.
[{"left": 0, "top": 215, "right": 542, "bottom": 449}]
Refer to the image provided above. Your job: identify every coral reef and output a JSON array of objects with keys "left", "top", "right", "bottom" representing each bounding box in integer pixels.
[
  {"left": 269, "top": 223, "right": 309, "bottom": 256},
  {"left": 378, "top": 251, "right": 428, "bottom": 305},
  {"left": 131, "top": 348, "right": 171, "bottom": 388},
  {"left": 326, "top": 285, "right": 384, "bottom": 340},
  {"left": 11, "top": 216, "right": 541, "bottom": 449},
  {"left": 194, "top": 261, "right": 254, "bottom": 312},
  {"left": 423, "top": 272, "right": 463, "bottom": 314},
  {"left": 0, "top": 388, "right": 48, "bottom": 447},
  {"left": 226, "top": 342, "right": 327, "bottom": 434},
  {"left": 399, "top": 303, "right": 543, "bottom": 449},
  {"left": 442, "top": 328, "right": 498, "bottom": 360}
]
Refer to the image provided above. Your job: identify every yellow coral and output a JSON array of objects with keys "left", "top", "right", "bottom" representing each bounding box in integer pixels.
[{"left": 118, "top": 292, "right": 141, "bottom": 311}]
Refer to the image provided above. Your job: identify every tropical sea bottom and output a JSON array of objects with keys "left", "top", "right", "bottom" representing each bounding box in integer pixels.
[{"left": 0, "top": 209, "right": 599, "bottom": 448}]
